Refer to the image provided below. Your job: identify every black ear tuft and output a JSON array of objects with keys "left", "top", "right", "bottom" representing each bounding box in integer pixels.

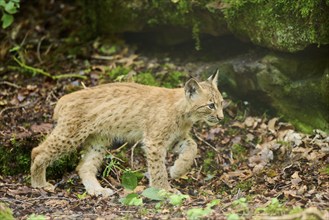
[{"left": 208, "top": 69, "right": 219, "bottom": 83}]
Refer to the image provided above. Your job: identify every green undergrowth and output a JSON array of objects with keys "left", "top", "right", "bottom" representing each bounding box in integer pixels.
[
  {"left": 0, "top": 136, "right": 79, "bottom": 177},
  {"left": 106, "top": 66, "right": 186, "bottom": 88}
]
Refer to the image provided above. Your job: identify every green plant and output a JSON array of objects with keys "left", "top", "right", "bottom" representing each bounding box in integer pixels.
[
  {"left": 231, "top": 197, "right": 249, "bottom": 213},
  {"left": 168, "top": 193, "right": 190, "bottom": 206},
  {"left": 186, "top": 199, "right": 220, "bottom": 220},
  {"left": 134, "top": 72, "right": 159, "bottom": 86},
  {"left": 102, "top": 154, "right": 124, "bottom": 178},
  {"left": 231, "top": 144, "right": 247, "bottom": 161},
  {"left": 141, "top": 187, "right": 166, "bottom": 201},
  {"left": 27, "top": 214, "right": 47, "bottom": 220},
  {"left": 0, "top": 203, "right": 14, "bottom": 220},
  {"left": 106, "top": 66, "right": 130, "bottom": 81},
  {"left": 121, "top": 169, "right": 143, "bottom": 190},
  {"left": 319, "top": 164, "right": 329, "bottom": 175},
  {"left": 76, "top": 192, "right": 87, "bottom": 200},
  {"left": 119, "top": 193, "right": 144, "bottom": 206},
  {"left": 161, "top": 71, "right": 185, "bottom": 88},
  {"left": 226, "top": 213, "right": 241, "bottom": 220},
  {"left": 0, "top": 0, "right": 19, "bottom": 29},
  {"left": 255, "top": 198, "right": 287, "bottom": 215}
]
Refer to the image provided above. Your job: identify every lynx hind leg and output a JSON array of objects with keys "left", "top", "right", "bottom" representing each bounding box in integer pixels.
[
  {"left": 31, "top": 129, "right": 74, "bottom": 191},
  {"left": 76, "top": 138, "right": 114, "bottom": 197},
  {"left": 170, "top": 138, "right": 197, "bottom": 179}
]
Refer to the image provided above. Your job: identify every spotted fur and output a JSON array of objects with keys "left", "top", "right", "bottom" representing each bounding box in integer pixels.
[{"left": 31, "top": 71, "right": 224, "bottom": 196}]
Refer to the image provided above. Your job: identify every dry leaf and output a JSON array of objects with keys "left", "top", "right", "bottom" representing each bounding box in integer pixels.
[{"left": 268, "top": 117, "right": 279, "bottom": 134}]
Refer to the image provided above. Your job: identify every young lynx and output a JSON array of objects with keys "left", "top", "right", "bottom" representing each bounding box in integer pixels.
[{"left": 31, "top": 70, "right": 224, "bottom": 197}]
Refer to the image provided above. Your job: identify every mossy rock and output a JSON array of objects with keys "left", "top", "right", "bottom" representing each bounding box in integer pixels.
[
  {"left": 208, "top": 49, "right": 329, "bottom": 133},
  {"left": 82, "top": 0, "right": 329, "bottom": 52},
  {"left": 223, "top": 0, "right": 329, "bottom": 52}
]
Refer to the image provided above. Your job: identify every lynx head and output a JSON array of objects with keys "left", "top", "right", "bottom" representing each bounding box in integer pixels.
[{"left": 184, "top": 70, "right": 225, "bottom": 125}]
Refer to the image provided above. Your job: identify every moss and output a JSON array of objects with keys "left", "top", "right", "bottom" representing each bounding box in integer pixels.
[
  {"left": 82, "top": 0, "right": 227, "bottom": 50},
  {"left": 134, "top": 72, "right": 159, "bottom": 86},
  {"left": 0, "top": 136, "right": 78, "bottom": 177},
  {"left": 106, "top": 66, "right": 131, "bottom": 81},
  {"left": 232, "top": 180, "right": 252, "bottom": 194},
  {"left": 0, "top": 203, "right": 14, "bottom": 220},
  {"left": 0, "top": 138, "right": 32, "bottom": 175},
  {"left": 161, "top": 71, "right": 185, "bottom": 88},
  {"left": 231, "top": 144, "right": 247, "bottom": 161},
  {"left": 222, "top": 0, "right": 329, "bottom": 52}
]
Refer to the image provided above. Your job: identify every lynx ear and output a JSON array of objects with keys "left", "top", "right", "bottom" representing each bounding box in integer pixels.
[
  {"left": 207, "top": 69, "right": 219, "bottom": 85},
  {"left": 185, "top": 78, "right": 202, "bottom": 100}
]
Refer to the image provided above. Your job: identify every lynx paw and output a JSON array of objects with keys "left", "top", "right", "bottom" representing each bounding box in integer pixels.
[
  {"left": 87, "top": 187, "right": 114, "bottom": 197},
  {"left": 32, "top": 182, "right": 55, "bottom": 192},
  {"left": 169, "top": 166, "right": 185, "bottom": 179}
]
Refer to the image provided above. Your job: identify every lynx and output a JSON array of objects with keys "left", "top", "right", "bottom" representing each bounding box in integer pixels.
[{"left": 31, "top": 70, "right": 224, "bottom": 197}]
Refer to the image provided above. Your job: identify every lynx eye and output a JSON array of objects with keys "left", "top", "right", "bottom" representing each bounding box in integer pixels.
[{"left": 208, "top": 103, "right": 216, "bottom": 109}]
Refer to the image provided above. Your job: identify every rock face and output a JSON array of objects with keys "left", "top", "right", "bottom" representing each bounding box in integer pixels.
[
  {"left": 83, "top": 0, "right": 329, "bottom": 52},
  {"left": 209, "top": 49, "right": 329, "bottom": 133},
  {"left": 82, "top": 0, "right": 329, "bottom": 132}
]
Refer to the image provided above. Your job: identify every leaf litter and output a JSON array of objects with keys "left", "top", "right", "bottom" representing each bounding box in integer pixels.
[{"left": 0, "top": 1, "right": 328, "bottom": 219}]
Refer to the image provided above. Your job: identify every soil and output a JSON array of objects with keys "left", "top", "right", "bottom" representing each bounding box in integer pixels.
[{"left": 0, "top": 1, "right": 328, "bottom": 219}]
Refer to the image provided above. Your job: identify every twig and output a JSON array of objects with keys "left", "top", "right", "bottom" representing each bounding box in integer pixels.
[
  {"left": 81, "top": 81, "right": 87, "bottom": 89},
  {"left": 111, "top": 142, "right": 128, "bottom": 153},
  {"left": 0, "top": 81, "right": 21, "bottom": 88},
  {"left": 259, "top": 207, "right": 324, "bottom": 220},
  {"left": 26, "top": 196, "right": 71, "bottom": 202},
  {"left": 91, "top": 54, "right": 117, "bottom": 60},
  {"left": 192, "top": 128, "right": 219, "bottom": 153},
  {"left": 0, "top": 198, "right": 33, "bottom": 205},
  {"left": 13, "top": 56, "right": 52, "bottom": 78},
  {"left": 36, "top": 36, "right": 46, "bottom": 63},
  {"left": 0, "top": 98, "right": 39, "bottom": 116},
  {"left": 53, "top": 73, "right": 87, "bottom": 80},
  {"left": 101, "top": 176, "right": 115, "bottom": 189},
  {"left": 130, "top": 141, "right": 140, "bottom": 169},
  {"left": 12, "top": 57, "right": 87, "bottom": 80}
]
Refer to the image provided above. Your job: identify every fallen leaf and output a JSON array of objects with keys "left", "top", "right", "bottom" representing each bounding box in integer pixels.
[
  {"left": 31, "top": 123, "right": 53, "bottom": 133},
  {"left": 268, "top": 117, "right": 278, "bottom": 134}
]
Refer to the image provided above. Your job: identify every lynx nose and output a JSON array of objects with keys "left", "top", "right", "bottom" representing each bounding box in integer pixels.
[{"left": 217, "top": 115, "right": 224, "bottom": 121}]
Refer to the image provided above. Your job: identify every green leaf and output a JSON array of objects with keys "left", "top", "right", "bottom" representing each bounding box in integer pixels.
[
  {"left": 121, "top": 171, "right": 137, "bottom": 190},
  {"left": 27, "top": 214, "right": 47, "bottom": 220},
  {"left": 168, "top": 194, "right": 189, "bottom": 206},
  {"left": 141, "top": 187, "right": 165, "bottom": 201},
  {"left": 186, "top": 208, "right": 212, "bottom": 220},
  {"left": 206, "top": 199, "right": 220, "bottom": 208},
  {"left": 227, "top": 213, "right": 240, "bottom": 220},
  {"left": 0, "top": 0, "right": 6, "bottom": 7},
  {"left": 119, "top": 193, "right": 143, "bottom": 206},
  {"left": 1, "top": 13, "right": 13, "bottom": 29},
  {"left": 4, "top": 2, "right": 17, "bottom": 14}
]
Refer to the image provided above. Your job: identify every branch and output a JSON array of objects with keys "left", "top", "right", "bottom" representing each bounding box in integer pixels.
[
  {"left": 260, "top": 207, "right": 324, "bottom": 220},
  {"left": 13, "top": 56, "right": 52, "bottom": 78},
  {"left": 11, "top": 57, "right": 87, "bottom": 80}
]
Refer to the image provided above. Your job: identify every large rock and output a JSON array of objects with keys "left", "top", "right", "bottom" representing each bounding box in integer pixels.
[
  {"left": 82, "top": 0, "right": 329, "bottom": 52},
  {"left": 208, "top": 49, "right": 329, "bottom": 133}
]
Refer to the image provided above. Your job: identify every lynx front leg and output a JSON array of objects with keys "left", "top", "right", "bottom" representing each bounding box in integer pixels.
[
  {"left": 76, "top": 141, "right": 114, "bottom": 197},
  {"left": 170, "top": 137, "right": 197, "bottom": 179},
  {"left": 144, "top": 139, "right": 171, "bottom": 190}
]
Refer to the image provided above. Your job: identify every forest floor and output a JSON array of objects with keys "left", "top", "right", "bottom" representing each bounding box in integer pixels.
[{"left": 0, "top": 1, "right": 328, "bottom": 220}]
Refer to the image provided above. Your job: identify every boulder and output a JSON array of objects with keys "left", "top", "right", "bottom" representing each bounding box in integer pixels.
[
  {"left": 208, "top": 49, "right": 329, "bottom": 133},
  {"left": 82, "top": 0, "right": 329, "bottom": 52}
]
